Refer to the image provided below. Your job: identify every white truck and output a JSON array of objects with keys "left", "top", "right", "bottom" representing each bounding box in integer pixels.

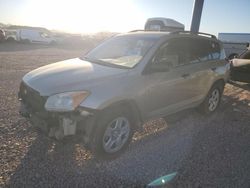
[
  {"left": 218, "top": 33, "right": 250, "bottom": 59},
  {"left": 17, "top": 28, "right": 56, "bottom": 44},
  {"left": 5, "top": 29, "right": 18, "bottom": 42}
]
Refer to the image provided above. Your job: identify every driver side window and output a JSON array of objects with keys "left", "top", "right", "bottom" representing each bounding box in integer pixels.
[{"left": 153, "top": 38, "right": 189, "bottom": 70}]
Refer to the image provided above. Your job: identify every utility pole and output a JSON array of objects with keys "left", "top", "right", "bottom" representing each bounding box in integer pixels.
[{"left": 190, "top": 0, "right": 204, "bottom": 33}]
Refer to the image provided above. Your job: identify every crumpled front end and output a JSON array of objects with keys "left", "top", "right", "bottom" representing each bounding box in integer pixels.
[{"left": 18, "top": 81, "right": 96, "bottom": 144}]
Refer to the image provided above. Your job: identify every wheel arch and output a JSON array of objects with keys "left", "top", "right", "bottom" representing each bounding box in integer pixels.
[
  {"left": 6, "top": 37, "right": 15, "bottom": 42},
  {"left": 213, "top": 79, "right": 225, "bottom": 91},
  {"left": 100, "top": 99, "right": 143, "bottom": 129},
  {"left": 198, "top": 78, "right": 225, "bottom": 114}
]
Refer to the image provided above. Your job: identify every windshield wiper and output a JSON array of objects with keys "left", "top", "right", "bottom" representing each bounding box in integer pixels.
[
  {"left": 81, "top": 56, "right": 112, "bottom": 66},
  {"left": 80, "top": 56, "right": 129, "bottom": 69}
]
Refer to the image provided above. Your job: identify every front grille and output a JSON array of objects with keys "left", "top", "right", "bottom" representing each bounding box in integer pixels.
[{"left": 19, "top": 82, "right": 47, "bottom": 112}]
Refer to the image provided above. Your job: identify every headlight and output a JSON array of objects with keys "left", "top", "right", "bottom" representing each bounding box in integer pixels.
[{"left": 45, "top": 91, "right": 90, "bottom": 112}]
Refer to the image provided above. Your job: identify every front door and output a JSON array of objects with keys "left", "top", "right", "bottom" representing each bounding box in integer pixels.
[{"left": 142, "top": 37, "right": 198, "bottom": 118}]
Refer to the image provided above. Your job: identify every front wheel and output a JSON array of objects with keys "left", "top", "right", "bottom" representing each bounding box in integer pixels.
[
  {"left": 90, "top": 108, "right": 134, "bottom": 159},
  {"left": 199, "top": 83, "right": 223, "bottom": 114}
]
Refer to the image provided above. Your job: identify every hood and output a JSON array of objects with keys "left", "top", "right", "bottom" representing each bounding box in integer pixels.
[{"left": 23, "top": 58, "right": 127, "bottom": 96}]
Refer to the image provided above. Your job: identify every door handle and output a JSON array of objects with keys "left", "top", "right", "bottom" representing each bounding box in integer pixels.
[{"left": 181, "top": 73, "right": 190, "bottom": 78}]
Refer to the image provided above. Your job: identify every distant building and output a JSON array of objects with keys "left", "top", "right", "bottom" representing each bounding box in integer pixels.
[{"left": 218, "top": 33, "right": 250, "bottom": 59}]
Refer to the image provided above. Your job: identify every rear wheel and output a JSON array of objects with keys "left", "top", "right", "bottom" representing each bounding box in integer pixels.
[
  {"left": 90, "top": 107, "right": 134, "bottom": 159},
  {"left": 199, "top": 83, "right": 224, "bottom": 114}
]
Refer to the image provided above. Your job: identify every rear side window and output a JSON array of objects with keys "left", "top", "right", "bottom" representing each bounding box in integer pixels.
[
  {"left": 188, "top": 38, "right": 221, "bottom": 63},
  {"left": 153, "top": 37, "right": 222, "bottom": 70}
]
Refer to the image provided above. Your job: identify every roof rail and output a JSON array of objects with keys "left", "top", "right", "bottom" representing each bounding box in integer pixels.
[
  {"left": 171, "top": 31, "right": 216, "bottom": 39},
  {"left": 129, "top": 29, "right": 170, "bottom": 33},
  {"left": 129, "top": 30, "right": 146, "bottom": 32}
]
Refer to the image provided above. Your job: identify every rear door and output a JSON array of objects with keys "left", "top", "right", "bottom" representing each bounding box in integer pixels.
[{"left": 185, "top": 38, "right": 223, "bottom": 98}]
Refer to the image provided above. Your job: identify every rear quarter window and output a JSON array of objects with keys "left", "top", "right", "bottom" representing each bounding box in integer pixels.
[{"left": 210, "top": 41, "right": 221, "bottom": 60}]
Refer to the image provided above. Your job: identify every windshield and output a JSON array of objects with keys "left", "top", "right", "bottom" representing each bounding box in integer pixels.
[{"left": 85, "top": 35, "right": 158, "bottom": 68}]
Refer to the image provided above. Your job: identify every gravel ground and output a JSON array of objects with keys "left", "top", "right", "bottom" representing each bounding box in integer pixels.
[{"left": 0, "top": 44, "right": 250, "bottom": 188}]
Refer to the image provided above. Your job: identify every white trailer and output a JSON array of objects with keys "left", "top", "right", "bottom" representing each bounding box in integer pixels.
[
  {"left": 218, "top": 33, "right": 250, "bottom": 59},
  {"left": 145, "top": 18, "right": 184, "bottom": 32}
]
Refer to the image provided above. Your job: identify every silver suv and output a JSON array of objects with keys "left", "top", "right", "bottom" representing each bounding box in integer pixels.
[{"left": 19, "top": 31, "right": 230, "bottom": 158}]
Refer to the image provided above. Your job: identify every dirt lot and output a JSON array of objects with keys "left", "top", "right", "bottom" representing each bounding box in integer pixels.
[{"left": 0, "top": 43, "right": 250, "bottom": 188}]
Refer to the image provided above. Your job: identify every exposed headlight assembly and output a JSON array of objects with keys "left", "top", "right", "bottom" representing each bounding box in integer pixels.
[{"left": 45, "top": 91, "right": 90, "bottom": 112}]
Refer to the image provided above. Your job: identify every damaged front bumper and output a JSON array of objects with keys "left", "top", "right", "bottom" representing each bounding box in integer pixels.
[
  {"left": 18, "top": 81, "right": 98, "bottom": 146},
  {"left": 19, "top": 101, "right": 97, "bottom": 145}
]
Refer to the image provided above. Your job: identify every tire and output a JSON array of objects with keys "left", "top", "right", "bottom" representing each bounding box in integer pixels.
[
  {"left": 22, "top": 39, "right": 31, "bottom": 44},
  {"left": 6, "top": 37, "right": 15, "bottom": 42},
  {"left": 198, "top": 83, "right": 224, "bottom": 115},
  {"left": 90, "top": 107, "right": 134, "bottom": 159}
]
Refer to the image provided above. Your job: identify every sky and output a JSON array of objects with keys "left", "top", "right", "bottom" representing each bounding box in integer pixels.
[{"left": 0, "top": 0, "right": 250, "bottom": 35}]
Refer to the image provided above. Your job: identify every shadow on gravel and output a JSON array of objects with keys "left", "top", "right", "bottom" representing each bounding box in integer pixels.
[
  {"left": 7, "top": 133, "right": 97, "bottom": 187},
  {"left": 6, "top": 108, "right": 203, "bottom": 188},
  {"left": 7, "top": 89, "right": 249, "bottom": 188},
  {"left": 171, "top": 94, "right": 250, "bottom": 188},
  {"left": 6, "top": 110, "right": 215, "bottom": 187},
  {"left": 6, "top": 112, "right": 195, "bottom": 188}
]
